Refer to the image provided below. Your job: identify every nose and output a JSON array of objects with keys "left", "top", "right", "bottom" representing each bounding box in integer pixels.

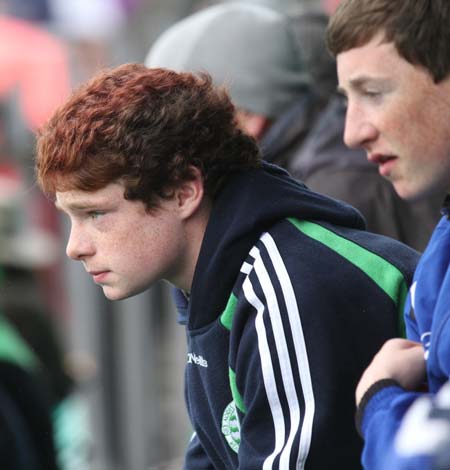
[
  {"left": 343, "top": 102, "right": 378, "bottom": 149},
  {"left": 66, "top": 223, "right": 94, "bottom": 260}
]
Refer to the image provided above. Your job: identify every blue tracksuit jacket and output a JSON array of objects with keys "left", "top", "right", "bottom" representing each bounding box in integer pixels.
[{"left": 357, "top": 196, "right": 450, "bottom": 470}]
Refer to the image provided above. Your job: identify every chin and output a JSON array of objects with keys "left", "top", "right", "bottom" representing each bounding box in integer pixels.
[
  {"left": 392, "top": 182, "right": 423, "bottom": 202},
  {"left": 103, "top": 284, "right": 149, "bottom": 301},
  {"left": 102, "top": 287, "right": 129, "bottom": 301},
  {"left": 397, "top": 182, "right": 444, "bottom": 203}
]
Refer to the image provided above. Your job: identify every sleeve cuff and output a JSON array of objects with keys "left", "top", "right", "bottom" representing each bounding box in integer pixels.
[{"left": 355, "top": 379, "right": 402, "bottom": 436}]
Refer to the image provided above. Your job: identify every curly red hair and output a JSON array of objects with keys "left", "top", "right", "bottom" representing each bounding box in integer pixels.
[{"left": 36, "top": 64, "right": 260, "bottom": 208}]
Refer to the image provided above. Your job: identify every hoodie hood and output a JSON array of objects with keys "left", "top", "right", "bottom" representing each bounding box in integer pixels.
[{"left": 184, "top": 162, "right": 365, "bottom": 329}]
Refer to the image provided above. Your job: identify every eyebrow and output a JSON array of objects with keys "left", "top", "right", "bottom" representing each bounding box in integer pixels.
[
  {"left": 350, "top": 75, "right": 390, "bottom": 90},
  {"left": 338, "top": 77, "right": 369, "bottom": 96},
  {"left": 54, "top": 200, "right": 107, "bottom": 212}
]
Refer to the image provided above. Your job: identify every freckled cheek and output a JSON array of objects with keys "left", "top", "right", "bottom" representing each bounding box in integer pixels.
[
  {"left": 399, "top": 120, "right": 433, "bottom": 156},
  {"left": 125, "top": 228, "right": 168, "bottom": 264},
  {"left": 377, "top": 105, "right": 404, "bottom": 133},
  {"left": 108, "top": 233, "right": 129, "bottom": 252},
  {"left": 377, "top": 110, "right": 412, "bottom": 151},
  {"left": 98, "top": 231, "right": 145, "bottom": 269},
  {"left": 391, "top": 98, "right": 430, "bottom": 141}
]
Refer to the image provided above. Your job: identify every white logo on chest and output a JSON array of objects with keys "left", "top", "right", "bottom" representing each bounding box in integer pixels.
[{"left": 187, "top": 352, "right": 208, "bottom": 367}]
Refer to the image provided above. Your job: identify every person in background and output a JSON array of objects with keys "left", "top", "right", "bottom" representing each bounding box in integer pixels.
[
  {"left": 146, "top": 1, "right": 443, "bottom": 252},
  {"left": 0, "top": 170, "right": 93, "bottom": 470},
  {"left": 327, "top": 0, "right": 450, "bottom": 468},
  {"left": 35, "top": 63, "right": 418, "bottom": 469},
  {"left": 0, "top": 19, "right": 92, "bottom": 465},
  {"left": 0, "top": 172, "right": 60, "bottom": 469},
  {"left": 146, "top": 2, "right": 310, "bottom": 142},
  {"left": 0, "top": 305, "right": 59, "bottom": 470}
]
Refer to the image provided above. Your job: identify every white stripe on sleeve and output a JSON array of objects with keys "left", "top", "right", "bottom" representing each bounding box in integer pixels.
[
  {"left": 261, "top": 232, "right": 315, "bottom": 469},
  {"left": 243, "top": 273, "right": 286, "bottom": 469}
]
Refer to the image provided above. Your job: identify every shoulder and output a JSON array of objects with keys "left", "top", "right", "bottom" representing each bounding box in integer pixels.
[{"left": 265, "top": 218, "right": 418, "bottom": 276}]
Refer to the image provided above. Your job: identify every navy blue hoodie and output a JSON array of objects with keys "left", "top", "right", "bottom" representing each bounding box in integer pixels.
[{"left": 174, "top": 162, "right": 418, "bottom": 469}]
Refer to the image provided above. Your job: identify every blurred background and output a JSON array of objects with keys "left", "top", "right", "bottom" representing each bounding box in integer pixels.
[{"left": 2, "top": 1, "right": 436, "bottom": 469}]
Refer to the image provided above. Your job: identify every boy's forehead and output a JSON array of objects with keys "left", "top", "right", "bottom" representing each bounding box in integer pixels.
[
  {"left": 55, "top": 183, "right": 124, "bottom": 210},
  {"left": 337, "top": 36, "right": 401, "bottom": 84}
]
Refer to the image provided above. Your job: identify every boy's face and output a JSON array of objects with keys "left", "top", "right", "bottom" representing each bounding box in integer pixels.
[
  {"left": 56, "top": 182, "right": 188, "bottom": 300},
  {"left": 337, "top": 33, "right": 450, "bottom": 201}
]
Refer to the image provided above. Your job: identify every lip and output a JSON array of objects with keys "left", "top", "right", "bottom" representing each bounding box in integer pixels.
[
  {"left": 88, "top": 270, "right": 110, "bottom": 283},
  {"left": 367, "top": 153, "right": 398, "bottom": 177}
]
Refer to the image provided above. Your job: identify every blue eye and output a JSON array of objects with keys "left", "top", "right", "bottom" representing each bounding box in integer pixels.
[
  {"left": 364, "top": 90, "right": 381, "bottom": 98},
  {"left": 88, "top": 211, "right": 104, "bottom": 220}
]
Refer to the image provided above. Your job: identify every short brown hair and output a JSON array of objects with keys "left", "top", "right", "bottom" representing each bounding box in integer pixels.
[
  {"left": 36, "top": 64, "right": 260, "bottom": 208},
  {"left": 327, "top": 0, "right": 450, "bottom": 83}
]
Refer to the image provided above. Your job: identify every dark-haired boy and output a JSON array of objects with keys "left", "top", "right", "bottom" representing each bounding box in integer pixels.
[{"left": 328, "top": 0, "right": 450, "bottom": 468}]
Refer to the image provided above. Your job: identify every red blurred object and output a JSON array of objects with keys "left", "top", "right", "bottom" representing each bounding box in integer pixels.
[
  {"left": 0, "top": 15, "right": 70, "bottom": 130},
  {"left": 0, "top": 15, "right": 71, "bottom": 318}
]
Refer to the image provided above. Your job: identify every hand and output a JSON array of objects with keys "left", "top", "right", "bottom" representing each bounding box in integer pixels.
[{"left": 356, "top": 338, "right": 426, "bottom": 406}]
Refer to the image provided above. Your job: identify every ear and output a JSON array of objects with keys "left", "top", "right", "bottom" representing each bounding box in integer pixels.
[
  {"left": 245, "top": 114, "right": 271, "bottom": 140},
  {"left": 236, "top": 110, "right": 271, "bottom": 141},
  {"left": 175, "top": 166, "right": 205, "bottom": 220}
]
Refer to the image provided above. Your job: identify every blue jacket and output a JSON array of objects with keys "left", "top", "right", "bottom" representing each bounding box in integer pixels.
[
  {"left": 357, "top": 197, "right": 450, "bottom": 470},
  {"left": 174, "top": 162, "right": 418, "bottom": 469}
]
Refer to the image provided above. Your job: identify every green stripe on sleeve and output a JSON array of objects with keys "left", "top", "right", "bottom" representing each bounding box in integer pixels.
[
  {"left": 229, "top": 368, "right": 246, "bottom": 414},
  {"left": 220, "top": 293, "right": 238, "bottom": 331},
  {"left": 222, "top": 296, "right": 247, "bottom": 413},
  {"left": 288, "top": 218, "right": 408, "bottom": 337}
]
